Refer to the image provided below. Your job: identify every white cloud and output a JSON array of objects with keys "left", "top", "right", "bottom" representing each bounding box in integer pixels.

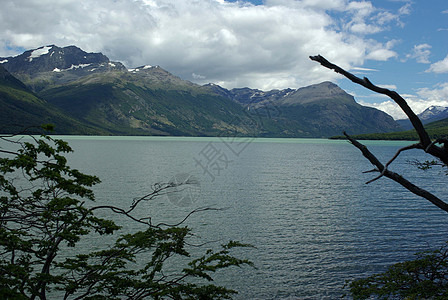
[
  {"left": 347, "top": 1, "right": 375, "bottom": 17},
  {"left": 192, "top": 73, "right": 206, "bottom": 80},
  {"left": 365, "top": 40, "right": 398, "bottom": 61},
  {"left": 0, "top": 0, "right": 408, "bottom": 90},
  {"left": 349, "top": 22, "right": 382, "bottom": 34},
  {"left": 427, "top": 54, "right": 448, "bottom": 73},
  {"left": 416, "top": 83, "right": 448, "bottom": 102},
  {"left": 375, "top": 11, "right": 398, "bottom": 25},
  {"left": 359, "top": 100, "right": 407, "bottom": 119},
  {"left": 344, "top": 1, "right": 380, "bottom": 34},
  {"left": 359, "top": 83, "right": 448, "bottom": 119},
  {"left": 351, "top": 66, "right": 378, "bottom": 72},
  {"left": 378, "top": 84, "right": 397, "bottom": 89},
  {"left": 406, "top": 44, "right": 432, "bottom": 64},
  {"left": 366, "top": 48, "right": 397, "bottom": 61},
  {"left": 398, "top": 3, "right": 412, "bottom": 16}
]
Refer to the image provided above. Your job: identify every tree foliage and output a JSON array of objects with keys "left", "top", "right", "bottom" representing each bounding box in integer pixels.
[
  {"left": 0, "top": 129, "right": 252, "bottom": 299},
  {"left": 348, "top": 243, "right": 448, "bottom": 299}
]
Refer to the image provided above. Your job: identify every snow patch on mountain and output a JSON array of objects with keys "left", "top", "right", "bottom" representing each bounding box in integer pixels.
[
  {"left": 283, "top": 91, "right": 293, "bottom": 97},
  {"left": 28, "top": 46, "right": 52, "bottom": 62},
  {"left": 128, "top": 65, "right": 158, "bottom": 72},
  {"left": 67, "top": 64, "right": 91, "bottom": 70},
  {"left": 52, "top": 64, "right": 91, "bottom": 72},
  {"left": 419, "top": 105, "right": 448, "bottom": 120},
  {"left": 51, "top": 64, "right": 93, "bottom": 72},
  {"left": 0, "top": 59, "right": 8, "bottom": 64}
]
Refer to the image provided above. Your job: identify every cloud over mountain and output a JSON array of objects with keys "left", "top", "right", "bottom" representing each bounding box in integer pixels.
[
  {"left": 0, "top": 0, "right": 409, "bottom": 91},
  {"left": 427, "top": 55, "right": 448, "bottom": 73},
  {"left": 360, "top": 83, "right": 448, "bottom": 120}
]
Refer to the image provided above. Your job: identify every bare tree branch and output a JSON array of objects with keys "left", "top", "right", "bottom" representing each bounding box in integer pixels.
[
  {"left": 343, "top": 132, "right": 448, "bottom": 213},
  {"left": 309, "top": 54, "right": 448, "bottom": 213},
  {"left": 309, "top": 54, "right": 448, "bottom": 165},
  {"left": 365, "top": 143, "right": 422, "bottom": 184},
  {"left": 386, "top": 143, "right": 421, "bottom": 170}
]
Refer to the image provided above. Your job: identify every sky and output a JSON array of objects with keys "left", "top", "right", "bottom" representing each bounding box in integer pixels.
[{"left": 0, "top": 0, "right": 447, "bottom": 119}]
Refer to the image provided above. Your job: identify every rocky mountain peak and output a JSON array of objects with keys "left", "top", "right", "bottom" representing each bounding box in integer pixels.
[
  {"left": 293, "top": 80, "right": 346, "bottom": 98},
  {"left": 0, "top": 44, "right": 401, "bottom": 137},
  {"left": 419, "top": 105, "right": 448, "bottom": 121},
  {"left": 0, "top": 45, "right": 128, "bottom": 91},
  {"left": 128, "top": 64, "right": 196, "bottom": 88},
  {"left": 396, "top": 105, "right": 448, "bottom": 130},
  {"left": 0, "top": 45, "right": 126, "bottom": 76},
  {"left": 276, "top": 81, "right": 354, "bottom": 106},
  {"left": 203, "top": 83, "right": 233, "bottom": 99}
]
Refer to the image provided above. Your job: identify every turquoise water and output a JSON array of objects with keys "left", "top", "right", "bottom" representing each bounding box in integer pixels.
[{"left": 35, "top": 137, "right": 448, "bottom": 298}]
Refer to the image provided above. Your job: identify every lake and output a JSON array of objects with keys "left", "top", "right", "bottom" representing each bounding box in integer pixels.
[{"left": 58, "top": 136, "right": 448, "bottom": 299}]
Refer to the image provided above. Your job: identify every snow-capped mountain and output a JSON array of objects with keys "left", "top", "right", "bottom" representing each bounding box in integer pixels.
[
  {"left": 0, "top": 44, "right": 402, "bottom": 137},
  {"left": 419, "top": 105, "right": 448, "bottom": 122},
  {"left": 0, "top": 45, "right": 126, "bottom": 91},
  {"left": 0, "top": 45, "right": 127, "bottom": 74},
  {"left": 397, "top": 105, "right": 448, "bottom": 130}
]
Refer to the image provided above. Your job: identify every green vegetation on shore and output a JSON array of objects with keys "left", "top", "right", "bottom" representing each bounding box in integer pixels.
[{"left": 331, "top": 117, "right": 448, "bottom": 140}]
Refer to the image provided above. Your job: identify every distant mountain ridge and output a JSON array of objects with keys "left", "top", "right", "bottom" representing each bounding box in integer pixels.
[
  {"left": 419, "top": 106, "right": 448, "bottom": 123},
  {"left": 0, "top": 45, "right": 119, "bottom": 74},
  {"left": 1, "top": 45, "right": 127, "bottom": 92},
  {"left": 396, "top": 106, "right": 448, "bottom": 130},
  {"left": 1, "top": 44, "right": 402, "bottom": 137},
  {"left": 226, "top": 81, "right": 400, "bottom": 137},
  {"left": 0, "top": 64, "right": 103, "bottom": 134}
]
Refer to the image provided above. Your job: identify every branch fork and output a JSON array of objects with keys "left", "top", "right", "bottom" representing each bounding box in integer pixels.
[{"left": 311, "top": 55, "right": 448, "bottom": 212}]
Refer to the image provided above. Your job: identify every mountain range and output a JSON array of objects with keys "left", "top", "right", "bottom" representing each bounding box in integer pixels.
[
  {"left": 0, "top": 45, "right": 403, "bottom": 137},
  {"left": 396, "top": 106, "right": 448, "bottom": 130}
]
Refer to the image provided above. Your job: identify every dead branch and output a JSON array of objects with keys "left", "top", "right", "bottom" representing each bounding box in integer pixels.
[
  {"left": 386, "top": 143, "right": 421, "bottom": 170},
  {"left": 343, "top": 132, "right": 448, "bottom": 213},
  {"left": 365, "top": 143, "right": 422, "bottom": 183},
  {"left": 310, "top": 55, "right": 448, "bottom": 165},
  {"left": 309, "top": 54, "right": 448, "bottom": 212}
]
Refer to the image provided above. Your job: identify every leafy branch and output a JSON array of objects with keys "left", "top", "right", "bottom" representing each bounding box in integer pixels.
[{"left": 0, "top": 131, "right": 252, "bottom": 299}]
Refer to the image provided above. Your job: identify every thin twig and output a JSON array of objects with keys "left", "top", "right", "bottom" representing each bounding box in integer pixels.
[{"left": 344, "top": 132, "right": 448, "bottom": 212}]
